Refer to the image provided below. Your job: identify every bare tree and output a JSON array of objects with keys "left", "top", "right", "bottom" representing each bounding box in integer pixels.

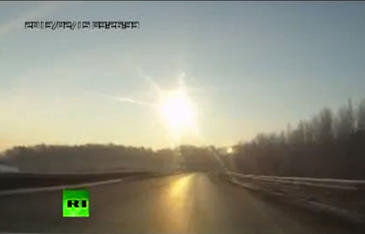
[
  {"left": 295, "top": 121, "right": 307, "bottom": 144},
  {"left": 334, "top": 99, "right": 355, "bottom": 139},
  {"left": 357, "top": 98, "right": 365, "bottom": 131},
  {"left": 318, "top": 107, "right": 334, "bottom": 143}
]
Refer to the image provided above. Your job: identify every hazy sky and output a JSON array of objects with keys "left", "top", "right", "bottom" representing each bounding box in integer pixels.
[{"left": 1, "top": 2, "right": 365, "bottom": 151}]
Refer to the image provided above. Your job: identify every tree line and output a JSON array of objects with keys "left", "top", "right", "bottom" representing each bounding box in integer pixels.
[
  {"left": 1, "top": 98, "right": 364, "bottom": 178},
  {"left": 232, "top": 98, "right": 365, "bottom": 179},
  {"left": 0, "top": 144, "right": 179, "bottom": 173},
  {"left": 0, "top": 143, "right": 225, "bottom": 173}
]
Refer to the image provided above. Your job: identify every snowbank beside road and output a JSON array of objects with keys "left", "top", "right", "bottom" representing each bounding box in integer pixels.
[
  {"left": 0, "top": 164, "right": 19, "bottom": 173},
  {"left": 224, "top": 172, "right": 365, "bottom": 226}
]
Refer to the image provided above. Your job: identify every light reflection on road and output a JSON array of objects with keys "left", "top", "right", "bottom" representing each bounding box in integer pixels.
[
  {"left": 169, "top": 174, "right": 194, "bottom": 198},
  {"left": 158, "top": 174, "right": 195, "bottom": 233}
]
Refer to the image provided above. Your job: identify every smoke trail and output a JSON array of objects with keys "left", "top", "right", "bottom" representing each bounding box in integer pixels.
[{"left": 114, "top": 97, "right": 155, "bottom": 107}]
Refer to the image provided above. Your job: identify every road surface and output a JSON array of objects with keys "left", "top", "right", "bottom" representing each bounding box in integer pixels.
[{"left": 0, "top": 173, "right": 362, "bottom": 234}]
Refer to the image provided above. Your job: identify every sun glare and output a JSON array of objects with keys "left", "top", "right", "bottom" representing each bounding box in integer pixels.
[
  {"left": 159, "top": 88, "right": 197, "bottom": 136},
  {"left": 227, "top": 147, "right": 233, "bottom": 154}
]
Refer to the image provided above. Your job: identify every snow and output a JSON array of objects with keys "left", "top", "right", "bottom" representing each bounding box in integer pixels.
[
  {"left": 0, "top": 164, "right": 19, "bottom": 173},
  {"left": 227, "top": 172, "right": 365, "bottom": 190},
  {"left": 226, "top": 171, "right": 365, "bottom": 225}
]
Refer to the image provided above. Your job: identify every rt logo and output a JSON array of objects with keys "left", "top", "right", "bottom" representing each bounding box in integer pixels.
[{"left": 63, "top": 189, "right": 89, "bottom": 217}]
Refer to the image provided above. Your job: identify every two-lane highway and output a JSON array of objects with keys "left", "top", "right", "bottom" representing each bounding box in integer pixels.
[{"left": 0, "top": 173, "right": 362, "bottom": 233}]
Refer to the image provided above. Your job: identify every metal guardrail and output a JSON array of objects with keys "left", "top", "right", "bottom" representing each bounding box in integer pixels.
[
  {"left": 0, "top": 170, "right": 156, "bottom": 191},
  {"left": 226, "top": 171, "right": 365, "bottom": 190},
  {"left": 225, "top": 171, "right": 365, "bottom": 226}
]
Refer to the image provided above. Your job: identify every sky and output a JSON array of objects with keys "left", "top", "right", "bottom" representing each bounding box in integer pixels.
[{"left": 0, "top": 2, "right": 365, "bottom": 151}]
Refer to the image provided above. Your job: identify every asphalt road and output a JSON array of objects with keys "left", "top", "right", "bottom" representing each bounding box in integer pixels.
[{"left": 0, "top": 173, "right": 362, "bottom": 234}]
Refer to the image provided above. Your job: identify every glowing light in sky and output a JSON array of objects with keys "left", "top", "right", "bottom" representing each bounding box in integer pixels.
[
  {"left": 159, "top": 87, "right": 197, "bottom": 137},
  {"left": 110, "top": 73, "right": 200, "bottom": 145},
  {"left": 226, "top": 147, "right": 233, "bottom": 154}
]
